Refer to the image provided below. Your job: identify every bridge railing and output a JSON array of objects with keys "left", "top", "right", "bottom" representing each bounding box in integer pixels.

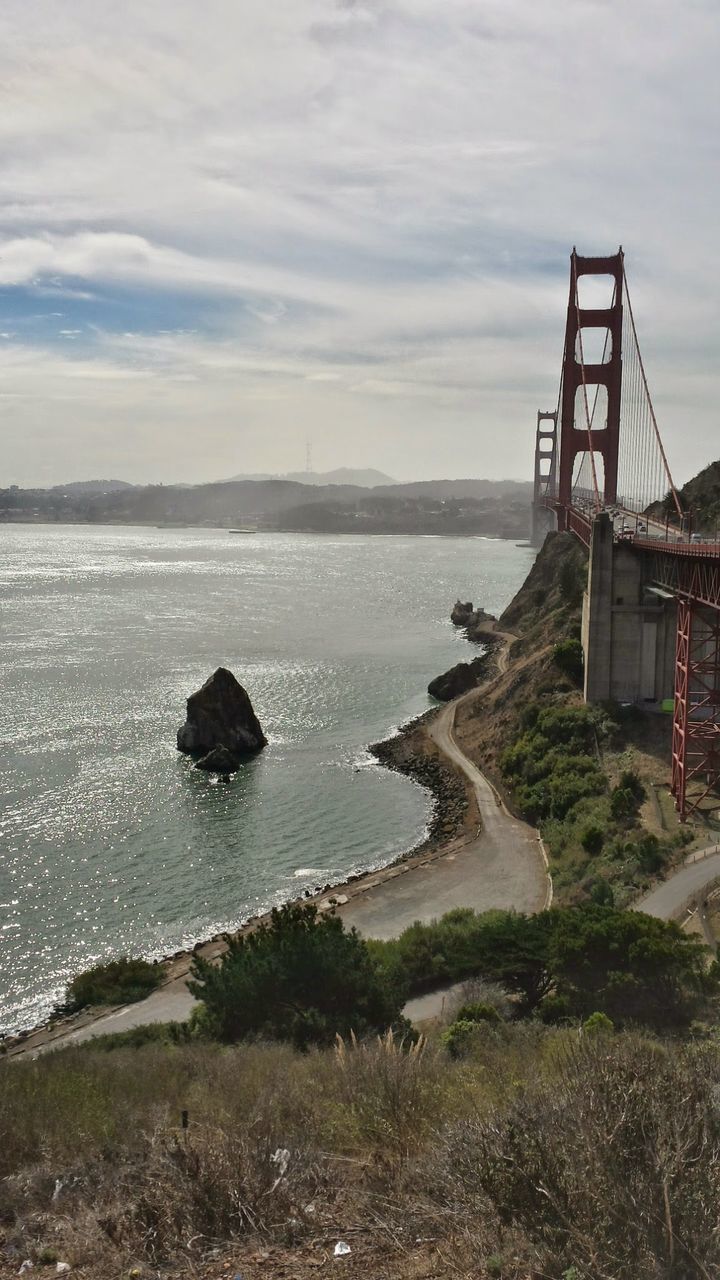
[{"left": 633, "top": 537, "right": 720, "bottom": 560}]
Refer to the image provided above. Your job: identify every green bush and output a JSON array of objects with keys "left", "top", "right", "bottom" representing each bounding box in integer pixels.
[
  {"left": 63, "top": 956, "right": 162, "bottom": 1013},
  {"left": 583, "top": 1011, "right": 614, "bottom": 1035},
  {"left": 552, "top": 637, "right": 584, "bottom": 684},
  {"left": 500, "top": 703, "right": 609, "bottom": 824},
  {"left": 618, "top": 768, "right": 645, "bottom": 800},
  {"left": 559, "top": 556, "right": 583, "bottom": 606},
  {"left": 188, "top": 903, "right": 407, "bottom": 1049},
  {"left": 609, "top": 786, "right": 639, "bottom": 821},
  {"left": 441, "top": 1018, "right": 483, "bottom": 1058},
  {"left": 580, "top": 823, "right": 604, "bottom": 854},
  {"left": 455, "top": 1002, "right": 501, "bottom": 1025},
  {"left": 589, "top": 879, "right": 614, "bottom": 906}
]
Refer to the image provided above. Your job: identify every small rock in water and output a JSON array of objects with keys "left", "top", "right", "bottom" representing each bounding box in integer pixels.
[
  {"left": 195, "top": 745, "right": 240, "bottom": 774},
  {"left": 177, "top": 667, "right": 267, "bottom": 772}
]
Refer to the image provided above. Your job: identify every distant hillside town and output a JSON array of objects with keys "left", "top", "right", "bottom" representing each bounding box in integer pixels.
[{"left": 0, "top": 475, "right": 533, "bottom": 539}]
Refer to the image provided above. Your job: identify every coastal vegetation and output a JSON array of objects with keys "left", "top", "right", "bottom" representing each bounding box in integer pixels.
[
  {"left": 187, "top": 903, "right": 408, "bottom": 1048},
  {"left": 60, "top": 955, "right": 161, "bottom": 1014},
  {"left": 369, "top": 903, "right": 714, "bottom": 1032},
  {"left": 4, "top": 1015, "right": 720, "bottom": 1276}
]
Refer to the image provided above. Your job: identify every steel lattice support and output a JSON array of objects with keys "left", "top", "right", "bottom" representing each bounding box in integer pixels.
[
  {"left": 671, "top": 600, "right": 720, "bottom": 820},
  {"left": 671, "top": 599, "right": 691, "bottom": 815}
]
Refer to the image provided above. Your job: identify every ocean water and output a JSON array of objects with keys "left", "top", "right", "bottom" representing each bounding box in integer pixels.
[{"left": 0, "top": 525, "right": 534, "bottom": 1033}]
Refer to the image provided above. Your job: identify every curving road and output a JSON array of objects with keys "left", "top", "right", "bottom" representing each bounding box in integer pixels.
[
  {"left": 637, "top": 846, "right": 720, "bottom": 921},
  {"left": 338, "top": 692, "right": 549, "bottom": 940}
]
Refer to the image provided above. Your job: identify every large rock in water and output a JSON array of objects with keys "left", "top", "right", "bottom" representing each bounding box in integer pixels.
[
  {"left": 428, "top": 662, "right": 478, "bottom": 702},
  {"left": 177, "top": 668, "right": 267, "bottom": 768}
]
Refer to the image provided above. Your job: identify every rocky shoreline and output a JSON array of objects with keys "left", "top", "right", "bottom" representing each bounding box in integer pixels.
[{"left": 369, "top": 714, "right": 472, "bottom": 851}]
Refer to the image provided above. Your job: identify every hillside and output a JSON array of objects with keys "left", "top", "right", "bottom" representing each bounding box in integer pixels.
[
  {"left": 676, "top": 457, "right": 720, "bottom": 531},
  {"left": 0, "top": 477, "right": 532, "bottom": 537},
  {"left": 452, "top": 531, "right": 697, "bottom": 904},
  {"left": 224, "top": 467, "right": 397, "bottom": 487}
]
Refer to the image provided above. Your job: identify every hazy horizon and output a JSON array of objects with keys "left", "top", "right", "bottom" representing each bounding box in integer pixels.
[{"left": 1, "top": 2, "right": 717, "bottom": 490}]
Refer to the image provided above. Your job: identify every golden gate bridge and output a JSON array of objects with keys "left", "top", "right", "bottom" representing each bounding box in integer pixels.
[{"left": 531, "top": 249, "right": 720, "bottom": 821}]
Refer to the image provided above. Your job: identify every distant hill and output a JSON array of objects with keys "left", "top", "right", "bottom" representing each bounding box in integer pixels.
[
  {"left": 223, "top": 468, "right": 396, "bottom": 488},
  {"left": 0, "top": 474, "right": 532, "bottom": 539},
  {"left": 380, "top": 478, "right": 532, "bottom": 500},
  {"left": 51, "top": 479, "right": 138, "bottom": 495}
]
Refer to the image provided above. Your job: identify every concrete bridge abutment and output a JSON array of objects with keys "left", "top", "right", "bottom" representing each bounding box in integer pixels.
[{"left": 582, "top": 513, "right": 676, "bottom": 706}]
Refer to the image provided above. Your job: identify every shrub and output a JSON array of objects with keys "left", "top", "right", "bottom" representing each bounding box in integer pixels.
[
  {"left": 609, "top": 785, "right": 639, "bottom": 821},
  {"left": 589, "top": 879, "right": 614, "bottom": 906},
  {"left": 501, "top": 703, "right": 609, "bottom": 824},
  {"left": 63, "top": 956, "right": 162, "bottom": 1013},
  {"left": 552, "top": 638, "right": 584, "bottom": 684},
  {"left": 455, "top": 1002, "right": 501, "bottom": 1025},
  {"left": 188, "top": 903, "right": 407, "bottom": 1048},
  {"left": 559, "top": 555, "right": 583, "bottom": 606},
  {"left": 583, "top": 1011, "right": 614, "bottom": 1035},
  {"left": 618, "top": 768, "right": 645, "bottom": 800},
  {"left": 580, "top": 823, "right": 604, "bottom": 855},
  {"left": 442, "top": 1019, "right": 483, "bottom": 1058}
]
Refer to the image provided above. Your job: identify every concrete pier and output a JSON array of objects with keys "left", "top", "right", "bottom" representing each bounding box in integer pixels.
[{"left": 582, "top": 513, "right": 676, "bottom": 705}]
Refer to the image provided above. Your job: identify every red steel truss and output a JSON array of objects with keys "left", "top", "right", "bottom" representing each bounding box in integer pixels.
[
  {"left": 671, "top": 600, "right": 690, "bottom": 814},
  {"left": 557, "top": 250, "right": 624, "bottom": 519},
  {"left": 671, "top": 600, "right": 720, "bottom": 819}
]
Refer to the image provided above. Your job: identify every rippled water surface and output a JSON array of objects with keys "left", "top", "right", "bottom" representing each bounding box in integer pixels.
[{"left": 0, "top": 525, "right": 534, "bottom": 1031}]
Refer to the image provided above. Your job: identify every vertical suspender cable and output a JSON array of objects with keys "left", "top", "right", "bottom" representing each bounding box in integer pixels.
[{"left": 622, "top": 265, "right": 682, "bottom": 518}]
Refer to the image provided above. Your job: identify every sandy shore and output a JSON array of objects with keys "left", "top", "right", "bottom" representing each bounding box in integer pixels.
[{"left": 4, "top": 623, "right": 548, "bottom": 1059}]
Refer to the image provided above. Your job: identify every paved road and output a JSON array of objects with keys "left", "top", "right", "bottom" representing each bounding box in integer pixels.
[
  {"left": 338, "top": 695, "right": 549, "bottom": 939},
  {"left": 637, "top": 848, "right": 720, "bottom": 920}
]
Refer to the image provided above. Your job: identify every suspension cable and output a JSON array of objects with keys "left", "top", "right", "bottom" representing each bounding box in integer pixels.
[{"left": 622, "top": 265, "right": 683, "bottom": 519}]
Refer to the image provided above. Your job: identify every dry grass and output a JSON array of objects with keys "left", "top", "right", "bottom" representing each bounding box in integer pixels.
[{"left": 3, "top": 1025, "right": 720, "bottom": 1278}]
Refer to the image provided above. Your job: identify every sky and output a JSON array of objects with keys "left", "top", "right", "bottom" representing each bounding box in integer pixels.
[{"left": 0, "top": 0, "right": 717, "bottom": 488}]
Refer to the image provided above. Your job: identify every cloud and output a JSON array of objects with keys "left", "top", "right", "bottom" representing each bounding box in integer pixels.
[{"left": 0, "top": 0, "right": 717, "bottom": 485}]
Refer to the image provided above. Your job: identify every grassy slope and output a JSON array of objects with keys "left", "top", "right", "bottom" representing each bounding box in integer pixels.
[
  {"left": 453, "top": 532, "right": 701, "bottom": 905},
  {"left": 2, "top": 1024, "right": 720, "bottom": 1278}
]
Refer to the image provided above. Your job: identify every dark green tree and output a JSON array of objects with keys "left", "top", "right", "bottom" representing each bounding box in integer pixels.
[
  {"left": 188, "top": 903, "right": 407, "bottom": 1048},
  {"left": 548, "top": 904, "right": 713, "bottom": 1030}
]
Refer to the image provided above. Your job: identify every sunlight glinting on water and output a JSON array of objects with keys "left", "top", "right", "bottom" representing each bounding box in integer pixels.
[{"left": 0, "top": 525, "right": 534, "bottom": 1032}]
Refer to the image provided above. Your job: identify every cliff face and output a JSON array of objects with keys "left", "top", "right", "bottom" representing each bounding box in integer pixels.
[
  {"left": 499, "top": 530, "right": 587, "bottom": 644},
  {"left": 454, "top": 532, "right": 587, "bottom": 775}
]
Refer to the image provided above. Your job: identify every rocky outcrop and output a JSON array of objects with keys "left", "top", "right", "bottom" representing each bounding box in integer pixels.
[
  {"left": 177, "top": 668, "right": 267, "bottom": 771},
  {"left": 428, "top": 662, "right": 478, "bottom": 701},
  {"left": 450, "top": 600, "right": 496, "bottom": 640},
  {"left": 451, "top": 600, "right": 475, "bottom": 626}
]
